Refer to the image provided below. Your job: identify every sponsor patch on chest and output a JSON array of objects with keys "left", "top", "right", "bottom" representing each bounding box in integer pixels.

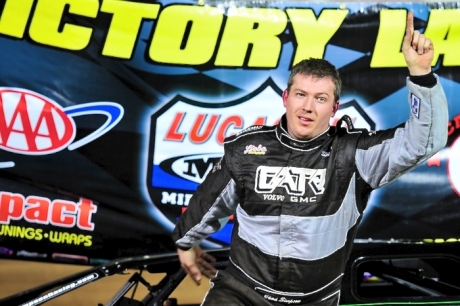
[
  {"left": 244, "top": 144, "right": 267, "bottom": 155},
  {"left": 255, "top": 166, "right": 326, "bottom": 196}
]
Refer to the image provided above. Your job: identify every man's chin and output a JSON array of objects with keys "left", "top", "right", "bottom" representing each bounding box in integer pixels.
[{"left": 295, "top": 131, "right": 313, "bottom": 141}]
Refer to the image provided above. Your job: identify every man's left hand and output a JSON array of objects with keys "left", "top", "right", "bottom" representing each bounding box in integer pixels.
[{"left": 402, "top": 11, "right": 434, "bottom": 76}]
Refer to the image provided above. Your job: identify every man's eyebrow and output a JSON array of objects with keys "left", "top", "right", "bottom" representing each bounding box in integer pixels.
[{"left": 292, "top": 88, "right": 330, "bottom": 96}]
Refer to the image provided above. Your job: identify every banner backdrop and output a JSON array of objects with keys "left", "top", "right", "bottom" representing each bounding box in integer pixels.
[{"left": 0, "top": 0, "right": 459, "bottom": 265}]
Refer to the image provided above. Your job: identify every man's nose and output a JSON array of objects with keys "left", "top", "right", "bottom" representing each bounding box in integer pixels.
[{"left": 302, "top": 97, "right": 314, "bottom": 112}]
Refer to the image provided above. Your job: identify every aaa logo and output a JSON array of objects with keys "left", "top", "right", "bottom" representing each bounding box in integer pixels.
[{"left": 0, "top": 87, "right": 124, "bottom": 156}]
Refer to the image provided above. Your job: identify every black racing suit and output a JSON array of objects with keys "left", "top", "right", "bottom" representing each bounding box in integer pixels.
[{"left": 172, "top": 74, "right": 448, "bottom": 305}]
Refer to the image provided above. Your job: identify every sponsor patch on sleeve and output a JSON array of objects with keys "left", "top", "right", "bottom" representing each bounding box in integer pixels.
[{"left": 410, "top": 93, "right": 421, "bottom": 118}]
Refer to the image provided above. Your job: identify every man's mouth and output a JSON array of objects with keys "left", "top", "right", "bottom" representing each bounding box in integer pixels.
[{"left": 299, "top": 116, "right": 313, "bottom": 123}]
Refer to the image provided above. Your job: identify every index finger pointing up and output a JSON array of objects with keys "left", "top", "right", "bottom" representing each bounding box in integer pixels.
[
  {"left": 406, "top": 11, "right": 414, "bottom": 34},
  {"left": 403, "top": 11, "right": 414, "bottom": 49}
]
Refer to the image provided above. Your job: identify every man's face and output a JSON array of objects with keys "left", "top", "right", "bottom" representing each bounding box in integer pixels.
[{"left": 282, "top": 73, "right": 338, "bottom": 140}]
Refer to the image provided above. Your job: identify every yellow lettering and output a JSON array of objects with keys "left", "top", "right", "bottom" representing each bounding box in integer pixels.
[
  {"left": 424, "top": 9, "right": 460, "bottom": 66},
  {"left": 0, "top": 0, "right": 34, "bottom": 38},
  {"left": 150, "top": 5, "right": 223, "bottom": 65},
  {"left": 29, "top": 0, "right": 98, "bottom": 50},
  {"left": 69, "top": 233, "right": 78, "bottom": 244},
  {"left": 78, "top": 234, "right": 86, "bottom": 245},
  {"left": 1, "top": 225, "right": 14, "bottom": 236},
  {"left": 62, "top": 231, "right": 70, "bottom": 244},
  {"left": 101, "top": 0, "right": 160, "bottom": 59},
  {"left": 49, "top": 231, "right": 61, "bottom": 242},
  {"left": 371, "top": 10, "right": 406, "bottom": 68},
  {"left": 83, "top": 235, "right": 92, "bottom": 247},
  {"left": 25, "top": 227, "right": 35, "bottom": 239},
  {"left": 215, "top": 8, "right": 286, "bottom": 67},
  {"left": 16, "top": 226, "right": 26, "bottom": 238},
  {"left": 287, "top": 9, "right": 348, "bottom": 65},
  {"left": 34, "top": 229, "right": 43, "bottom": 240}
]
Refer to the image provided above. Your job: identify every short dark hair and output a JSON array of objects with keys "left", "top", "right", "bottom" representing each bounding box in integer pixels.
[{"left": 287, "top": 58, "right": 342, "bottom": 102}]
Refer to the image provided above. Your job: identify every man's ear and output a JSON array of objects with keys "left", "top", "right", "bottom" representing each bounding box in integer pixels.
[
  {"left": 332, "top": 101, "right": 340, "bottom": 117},
  {"left": 282, "top": 89, "right": 288, "bottom": 107}
]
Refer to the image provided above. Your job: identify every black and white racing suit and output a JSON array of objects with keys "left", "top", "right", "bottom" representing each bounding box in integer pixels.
[{"left": 172, "top": 74, "right": 448, "bottom": 305}]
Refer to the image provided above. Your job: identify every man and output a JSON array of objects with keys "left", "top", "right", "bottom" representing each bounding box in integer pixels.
[{"left": 172, "top": 11, "right": 448, "bottom": 306}]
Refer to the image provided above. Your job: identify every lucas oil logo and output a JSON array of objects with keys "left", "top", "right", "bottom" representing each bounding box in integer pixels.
[{"left": 147, "top": 79, "right": 285, "bottom": 224}]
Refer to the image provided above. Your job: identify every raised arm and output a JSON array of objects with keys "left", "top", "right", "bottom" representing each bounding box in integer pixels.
[{"left": 355, "top": 11, "right": 448, "bottom": 189}]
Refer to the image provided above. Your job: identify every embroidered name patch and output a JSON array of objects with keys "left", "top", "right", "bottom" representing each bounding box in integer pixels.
[{"left": 411, "top": 93, "right": 421, "bottom": 118}]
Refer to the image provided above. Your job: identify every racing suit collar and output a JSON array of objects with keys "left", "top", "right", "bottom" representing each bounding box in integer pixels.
[{"left": 276, "top": 114, "right": 330, "bottom": 150}]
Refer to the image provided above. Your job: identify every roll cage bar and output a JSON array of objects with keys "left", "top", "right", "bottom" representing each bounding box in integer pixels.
[{"left": 0, "top": 248, "right": 230, "bottom": 306}]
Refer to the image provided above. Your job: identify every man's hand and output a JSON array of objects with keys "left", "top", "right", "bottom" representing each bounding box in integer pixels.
[
  {"left": 177, "top": 246, "right": 217, "bottom": 285},
  {"left": 402, "top": 11, "right": 434, "bottom": 76}
]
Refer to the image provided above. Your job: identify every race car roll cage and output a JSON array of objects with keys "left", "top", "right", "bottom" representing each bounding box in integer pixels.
[
  {"left": 2, "top": 242, "right": 460, "bottom": 306},
  {"left": 0, "top": 248, "right": 230, "bottom": 306}
]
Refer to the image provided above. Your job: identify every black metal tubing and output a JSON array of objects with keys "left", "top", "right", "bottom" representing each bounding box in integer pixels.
[{"left": 0, "top": 248, "right": 230, "bottom": 306}]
